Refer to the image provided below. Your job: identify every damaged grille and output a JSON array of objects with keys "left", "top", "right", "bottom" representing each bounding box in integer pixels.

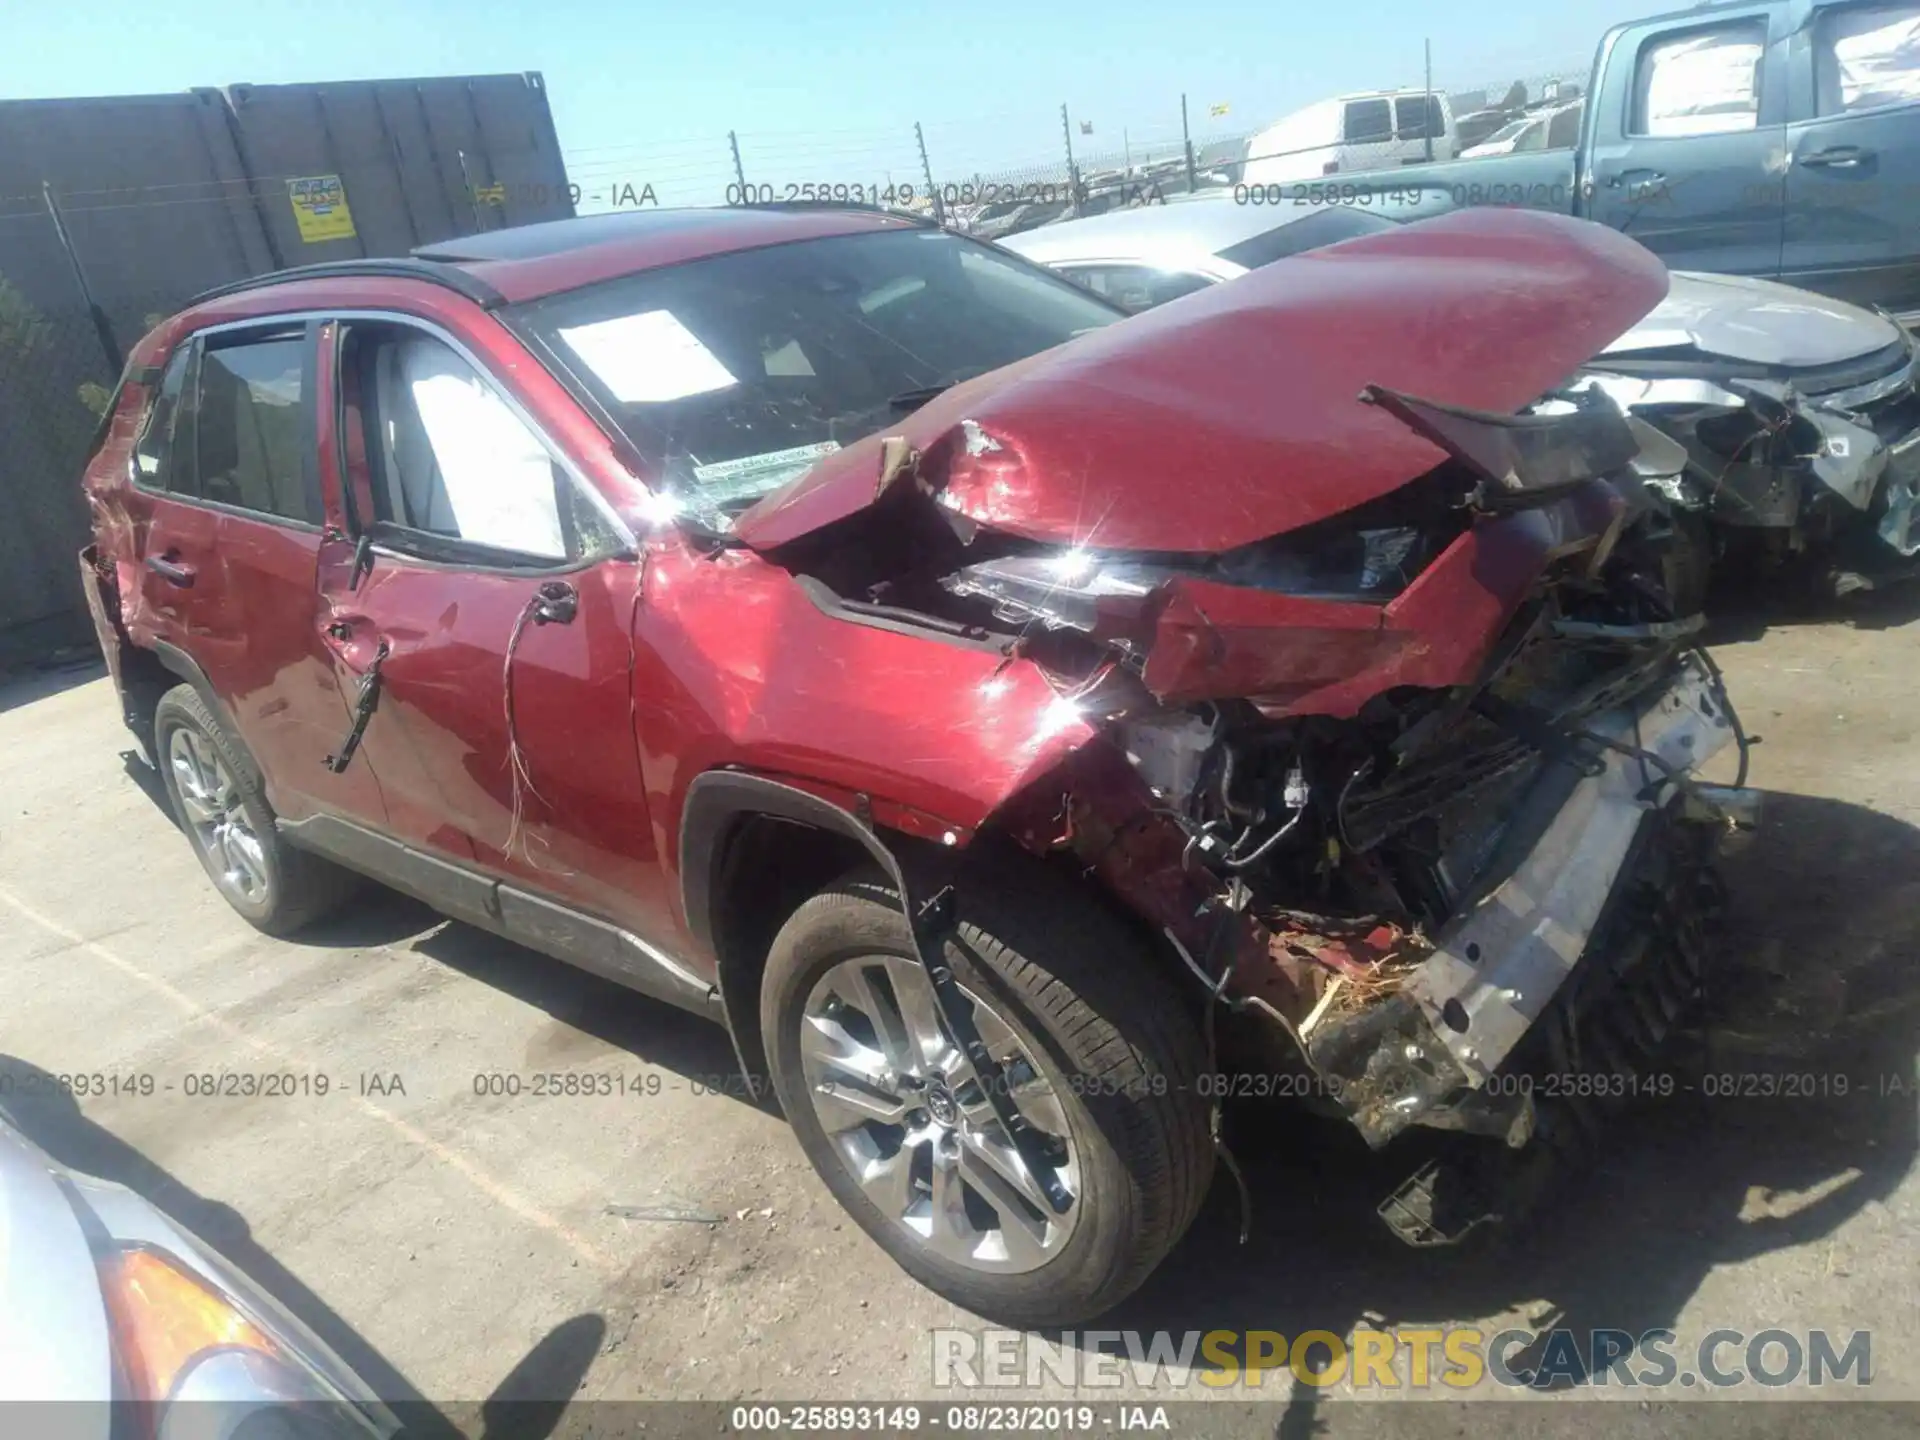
[{"left": 1338, "top": 596, "right": 1686, "bottom": 860}]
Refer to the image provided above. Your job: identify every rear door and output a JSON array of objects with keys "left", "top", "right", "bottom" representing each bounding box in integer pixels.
[
  {"left": 130, "top": 321, "right": 387, "bottom": 829},
  {"left": 316, "top": 312, "right": 676, "bottom": 942},
  {"left": 1585, "top": 9, "right": 1788, "bottom": 275},
  {"left": 1782, "top": 1, "right": 1920, "bottom": 312}
]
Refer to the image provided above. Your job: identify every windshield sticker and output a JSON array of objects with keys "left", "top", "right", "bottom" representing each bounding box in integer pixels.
[
  {"left": 692, "top": 440, "right": 841, "bottom": 502},
  {"left": 558, "top": 310, "right": 738, "bottom": 404}
]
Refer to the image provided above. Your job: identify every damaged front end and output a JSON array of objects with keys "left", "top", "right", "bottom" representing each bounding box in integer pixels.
[
  {"left": 1575, "top": 305, "right": 1920, "bottom": 595},
  {"left": 741, "top": 369, "right": 1755, "bottom": 1246}
]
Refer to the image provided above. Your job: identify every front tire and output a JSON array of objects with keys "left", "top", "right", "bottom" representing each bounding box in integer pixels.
[
  {"left": 153, "top": 683, "right": 355, "bottom": 935},
  {"left": 761, "top": 858, "right": 1211, "bottom": 1325}
]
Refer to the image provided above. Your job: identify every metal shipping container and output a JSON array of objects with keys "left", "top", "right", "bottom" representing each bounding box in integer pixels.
[{"left": 0, "top": 73, "right": 573, "bottom": 667}]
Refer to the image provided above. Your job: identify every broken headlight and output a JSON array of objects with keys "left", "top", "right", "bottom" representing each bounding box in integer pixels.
[
  {"left": 941, "top": 528, "right": 1429, "bottom": 636},
  {"left": 940, "top": 551, "right": 1166, "bottom": 635},
  {"left": 1214, "top": 525, "right": 1426, "bottom": 597}
]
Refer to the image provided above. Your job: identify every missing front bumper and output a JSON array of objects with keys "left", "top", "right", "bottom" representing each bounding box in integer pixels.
[{"left": 1306, "top": 660, "right": 1749, "bottom": 1149}]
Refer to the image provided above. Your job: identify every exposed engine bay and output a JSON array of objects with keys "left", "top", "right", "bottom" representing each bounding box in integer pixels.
[
  {"left": 745, "top": 375, "right": 1758, "bottom": 1243},
  {"left": 709, "top": 211, "right": 1767, "bottom": 1244}
]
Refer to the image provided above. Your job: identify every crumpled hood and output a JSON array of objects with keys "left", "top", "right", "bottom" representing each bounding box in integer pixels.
[
  {"left": 736, "top": 208, "right": 1668, "bottom": 555},
  {"left": 1602, "top": 269, "right": 1902, "bottom": 369}
]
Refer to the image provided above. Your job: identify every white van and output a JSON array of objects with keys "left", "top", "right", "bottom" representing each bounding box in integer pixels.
[{"left": 1241, "top": 89, "right": 1456, "bottom": 184}]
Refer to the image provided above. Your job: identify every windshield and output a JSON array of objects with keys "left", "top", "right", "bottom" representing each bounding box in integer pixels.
[{"left": 508, "top": 226, "right": 1122, "bottom": 514}]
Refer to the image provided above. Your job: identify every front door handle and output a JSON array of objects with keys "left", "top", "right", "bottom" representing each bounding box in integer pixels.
[
  {"left": 145, "top": 554, "right": 195, "bottom": 587},
  {"left": 1607, "top": 168, "right": 1668, "bottom": 191},
  {"left": 1800, "top": 146, "right": 1872, "bottom": 170}
]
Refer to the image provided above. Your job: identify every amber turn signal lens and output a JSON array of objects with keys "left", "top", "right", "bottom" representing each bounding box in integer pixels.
[{"left": 97, "top": 1246, "right": 280, "bottom": 1402}]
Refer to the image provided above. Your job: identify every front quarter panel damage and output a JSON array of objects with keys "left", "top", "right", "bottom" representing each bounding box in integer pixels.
[{"left": 633, "top": 543, "right": 1101, "bottom": 880}]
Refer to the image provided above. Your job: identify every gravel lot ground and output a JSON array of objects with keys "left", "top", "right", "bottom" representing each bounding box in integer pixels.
[{"left": 2, "top": 589, "right": 1917, "bottom": 1436}]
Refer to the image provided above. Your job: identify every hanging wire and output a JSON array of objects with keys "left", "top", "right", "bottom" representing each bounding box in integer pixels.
[{"left": 499, "top": 591, "right": 563, "bottom": 871}]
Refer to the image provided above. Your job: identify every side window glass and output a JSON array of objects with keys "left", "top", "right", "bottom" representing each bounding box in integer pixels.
[
  {"left": 1632, "top": 23, "right": 1766, "bottom": 136},
  {"left": 133, "top": 346, "right": 192, "bottom": 488},
  {"left": 1547, "top": 102, "right": 1585, "bottom": 149},
  {"left": 356, "top": 330, "right": 577, "bottom": 562},
  {"left": 1343, "top": 99, "right": 1393, "bottom": 143},
  {"left": 1816, "top": 4, "right": 1920, "bottom": 115},
  {"left": 193, "top": 333, "right": 317, "bottom": 523}
]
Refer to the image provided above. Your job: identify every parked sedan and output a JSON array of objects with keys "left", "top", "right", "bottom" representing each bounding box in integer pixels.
[
  {"left": 82, "top": 205, "right": 1752, "bottom": 1325},
  {"left": 0, "top": 1113, "right": 396, "bottom": 1434},
  {"left": 1003, "top": 198, "right": 1920, "bottom": 600}
]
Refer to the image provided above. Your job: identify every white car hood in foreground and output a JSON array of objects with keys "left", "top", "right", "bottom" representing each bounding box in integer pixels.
[
  {"left": 0, "top": 1125, "right": 112, "bottom": 1414},
  {"left": 1602, "top": 269, "right": 1902, "bottom": 369}
]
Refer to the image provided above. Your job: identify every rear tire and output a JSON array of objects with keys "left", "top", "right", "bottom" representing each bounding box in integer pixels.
[
  {"left": 152, "top": 683, "right": 356, "bottom": 936},
  {"left": 760, "top": 856, "right": 1211, "bottom": 1325}
]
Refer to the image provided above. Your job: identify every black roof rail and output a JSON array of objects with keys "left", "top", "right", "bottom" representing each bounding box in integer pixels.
[{"left": 184, "top": 257, "right": 506, "bottom": 311}]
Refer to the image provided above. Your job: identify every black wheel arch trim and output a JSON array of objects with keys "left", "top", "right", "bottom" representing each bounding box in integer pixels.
[
  {"left": 678, "top": 770, "right": 906, "bottom": 958},
  {"left": 148, "top": 639, "right": 241, "bottom": 736},
  {"left": 679, "top": 769, "right": 1072, "bottom": 1213}
]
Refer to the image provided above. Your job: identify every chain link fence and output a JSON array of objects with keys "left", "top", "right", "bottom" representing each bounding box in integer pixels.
[{"left": 563, "top": 67, "right": 1589, "bottom": 239}]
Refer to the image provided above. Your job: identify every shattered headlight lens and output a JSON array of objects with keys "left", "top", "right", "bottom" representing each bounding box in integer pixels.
[
  {"left": 1206, "top": 523, "right": 1428, "bottom": 599},
  {"left": 941, "top": 551, "right": 1168, "bottom": 634},
  {"left": 941, "top": 528, "right": 1427, "bottom": 636}
]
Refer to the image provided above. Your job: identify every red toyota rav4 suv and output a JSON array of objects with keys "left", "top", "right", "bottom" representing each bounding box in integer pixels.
[{"left": 80, "top": 205, "right": 1754, "bottom": 1324}]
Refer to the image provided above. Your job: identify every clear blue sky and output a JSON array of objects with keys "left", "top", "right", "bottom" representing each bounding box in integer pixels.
[{"left": 6, "top": 0, "right": 1666, "bottom": 206}]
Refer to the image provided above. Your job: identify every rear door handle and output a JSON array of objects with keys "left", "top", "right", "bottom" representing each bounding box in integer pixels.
[
  {"left": 1800, "top": 146, "right": 1872, "bottom": 170},
  {"left": 145, "top": 554, "right": 195, "bottom": 587}
]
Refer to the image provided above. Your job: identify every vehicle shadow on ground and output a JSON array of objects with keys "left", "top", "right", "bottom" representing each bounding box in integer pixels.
[
  {"left": 113, "top": 749, "right": 769, "bottom": 1115},
  {"left": 0, "top": 1055, "right": 606, "bottom": 1437},
  {"left": 1704, "top": 571, "right": 1920, "bottom": 646},
  {"left": 1103, "top": 790, "right": 1919, "bottom": 1416},
  {"left": 0, "top": 654, "right": 105, "bottom": 716},
  {"left": 310, "top": 889, "right": 764, "bottom": 1114}
]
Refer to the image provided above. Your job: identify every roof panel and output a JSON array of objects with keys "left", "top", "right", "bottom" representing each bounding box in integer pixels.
[{"left": 416, "top": 205, "right": 923, "bottom": 301}]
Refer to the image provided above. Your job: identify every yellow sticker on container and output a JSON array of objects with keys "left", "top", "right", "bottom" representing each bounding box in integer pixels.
[{"left": 288, "top": 175, "right": 356, "bottom": 243}]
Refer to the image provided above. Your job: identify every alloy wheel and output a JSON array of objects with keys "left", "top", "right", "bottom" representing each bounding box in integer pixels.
[
  {"left": 799, "top": 954, "right": 1079, "bottom": 1273},
  {"left": 168, "top": 728, "right": 269, "bottom": 905}
]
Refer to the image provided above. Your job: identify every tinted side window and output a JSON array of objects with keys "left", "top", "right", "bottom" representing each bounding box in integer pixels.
[
  {"left": 190, "top": 333, "right": 317, "bottom": 523},
  {"left": 1631, "top": 22, "right": 1766, "bottom": 136},
  {"left": 1816, "top": 4, "right": 1920, "bottom": 115},
  {"left": 133, "top": 345, "right": 193, "bottom": 489},
  {"left": 1547, "top": 102, "right": 1585, "bottom": 149},
  {"left": 1343, "top": 99, "right": 1393, "bottom": 143}
]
